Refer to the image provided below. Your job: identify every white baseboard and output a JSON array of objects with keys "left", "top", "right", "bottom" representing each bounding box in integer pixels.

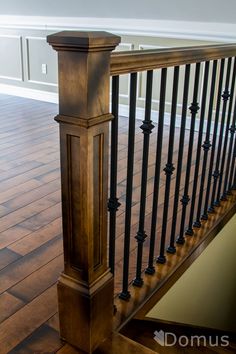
[
  {"left": 0, "top": 15, "right": 236, "bottom": 42},
  {"left": 0, "top": 83, "right": 58, "bottom": 104},
  {"left": 0, "top": 83, "right": 224, "bottom": 135},
  {"left": 119, "top": 103, "right": 199, "bottom": 130}
]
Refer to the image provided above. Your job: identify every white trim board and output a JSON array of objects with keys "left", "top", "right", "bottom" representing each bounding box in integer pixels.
[
  {"left": 0, "top": 83, "right": 224, "bottom": 135},
  {"left": 0, "top": 83, "right": 58, "bottom": 104},
  {"left": 0, "top": 16, "right": 236, "bottom": 42}
]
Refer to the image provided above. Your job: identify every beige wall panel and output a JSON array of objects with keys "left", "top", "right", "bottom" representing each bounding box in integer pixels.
[
  {"left": 115, "top": 43, "right": 134, "bottom": 99},
  {"left": 26, "top": 37, "right": 57, "bottom": 86},
  {"left": 0, "top": 35, "right": 23, "bottom": 81}
]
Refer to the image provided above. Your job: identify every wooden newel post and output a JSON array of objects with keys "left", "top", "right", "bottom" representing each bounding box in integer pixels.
[{"left": 47, "top": 31, "right": 120, "bottom": 352}]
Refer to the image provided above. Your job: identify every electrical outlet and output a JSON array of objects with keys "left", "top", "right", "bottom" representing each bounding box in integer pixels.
[{"left": 41, "top": 63, "right": 47, "bottom": 75}]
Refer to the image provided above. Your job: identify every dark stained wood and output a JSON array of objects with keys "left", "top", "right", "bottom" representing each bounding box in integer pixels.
[
  {"left": 8, "top": 324, "right": 63, "bottom": 354},
  {"left": 0, "top": 236, "right": 62, "bottom": 294},
  {"left": 0, "top": 285, "right": 58, "bottom": 354},
  {"left": 110, "top": 43, "right": 236, "bottom": 75},
  {"left": 47, "top": 31, "right": 121, "bottom": 353},
  {"left": 0, "top": 292, "right": 25, "bottom": 323},
  {"left": 121, "top": 319, "right": 236, "bottom": 354},
  {"left": 95, "top": 332, "right": 157, "bottom": 354},
  {"left": 0, "top": 248, "right": 21, "bottom": 270},
  {"left": 0, "top": 91, "right": 235, "bottom": 353}
]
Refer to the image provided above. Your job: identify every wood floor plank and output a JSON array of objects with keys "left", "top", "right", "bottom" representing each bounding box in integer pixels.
[
  {"left": 8, "top": 218, "right": 62, "bottom": 256},
  {"left": 0, "top": 195, "right": 57, "bottom": 233},
  {"left": 0, "top": 205, "right": 9, "bottom": 217},
  {"left": 0, "top": 292, "right": 25, "bottom": 324},
  {"left": 3, "top": 178, "right": 61, "bottom": 211},
  {"left": 0, "top": 160, "right": 59, "bottom": 193},
  {"left": 0, "top": 236, "right": 62, "bottom": 294},
  {"left": 57, "top": 344, "right": 81, "bottom": 354},
  {"left": 9, "top": 254, "right": 63, "bottom": 302},
  {"left": 19, "top": 203, "right": 62, "bottom": 231},
  {"left": 0, "top": 226, "right": 32, "bottom": 250},
  {"left": 8, "top": 324, "right": 63, "bottom": 354},
  {"left": 47, "top": 313, "right": 60, "bottom": 332},
  {"left": 0, "top": 248, "right": 22, "bottom": 271},
  {"left": 0, "top": 285, "right": 58, "bottom": 354},
  {"left": 0, "top": 179, "right": 43, "bottom": 205},
  {"left": 0, "top": 160, "right": 43, "bottom": 183}
]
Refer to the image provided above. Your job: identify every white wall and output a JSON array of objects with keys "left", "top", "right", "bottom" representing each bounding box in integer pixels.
[{"left": 0, "top": 0, "right": 236, "bottom": 23}]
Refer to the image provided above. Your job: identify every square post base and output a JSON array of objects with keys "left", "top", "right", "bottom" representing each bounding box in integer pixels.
[{"left": 57, "top": 272, "right": 114, "bottom": 353}]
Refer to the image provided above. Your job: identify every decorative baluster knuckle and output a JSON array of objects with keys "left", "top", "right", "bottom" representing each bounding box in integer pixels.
[
  {"left": 189, "top": 102, "right": 200, "bottom": 114},
  {"left": 135, "top": 230, "right": 147, "bottom": 243},
  {"left": 140, "top": 119, "right": 155, "bottom": 134},
  {"left": 164, "top": 163, "right": 175, "bottom": 175},
  {"left": 181, "top": 194, "right": 190, "bottom": 206},
  {"left": 108, "top": 197, "right": 121, "bottom": 212},
  {"left": 212, "top": 169, "right": 220, "bottom": 180},
  {"left": 221, "top": 90, "right": 230, "bottom": 101},
  {"left": 202, "top": 140, "right": 211, "bottom": 151},
  {"left": 229, "top": 124, "right": 236, "bottom": 134}
]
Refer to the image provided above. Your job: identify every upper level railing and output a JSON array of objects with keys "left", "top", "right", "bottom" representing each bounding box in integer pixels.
[
  {"left": 47, "top": 32, "right": 236, "bottom": 353},
  {"left": 110, "top": 43, "right": 236, "bottom": 74}
]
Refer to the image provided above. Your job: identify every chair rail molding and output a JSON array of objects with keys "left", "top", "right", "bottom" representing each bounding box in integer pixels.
[{"left": 0, "top": 15, "right": 236, "bottom": 42}]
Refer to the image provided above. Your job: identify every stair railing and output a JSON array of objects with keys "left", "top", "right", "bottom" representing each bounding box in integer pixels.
[{"left": 48, "top": 31, "right": 236, "bottom": 353}]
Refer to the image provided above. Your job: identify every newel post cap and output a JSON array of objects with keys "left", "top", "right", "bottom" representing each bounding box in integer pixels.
[{"left": 47, "top": 30, "right": 121, "bottom": 52}]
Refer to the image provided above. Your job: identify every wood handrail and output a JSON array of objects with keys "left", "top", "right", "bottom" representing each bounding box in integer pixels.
[{"left": 110, "top": 43, "right": 236, "bottom": 75}]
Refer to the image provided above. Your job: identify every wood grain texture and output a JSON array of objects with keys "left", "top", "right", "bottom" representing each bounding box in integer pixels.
[
  {"left": 121, "top": 319, "right": 236, "bottom": 354},
  {"left": 0, "top": 285, "right": 58, "bottom": 354},
  {"left": 47, "top": 31, "right": 121, "bottom": 352},
  {"left": 0, "top": 91, "right": 235, "bottom": 353},
  {"left": 111, "top": 43, "right": 236, "bottom": 75}
]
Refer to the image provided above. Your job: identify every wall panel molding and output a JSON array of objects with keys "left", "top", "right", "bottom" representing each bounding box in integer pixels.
[
  {"left": 0, "top": 34, "right": 23, "bottom": 81},
  {"left": 25, "top": 36, "right": 58, "bottom": 87}
]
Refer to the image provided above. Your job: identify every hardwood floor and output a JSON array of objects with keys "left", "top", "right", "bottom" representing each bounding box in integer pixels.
[{"left": 0, "top": 94, "right": 235, "bottom": 353}]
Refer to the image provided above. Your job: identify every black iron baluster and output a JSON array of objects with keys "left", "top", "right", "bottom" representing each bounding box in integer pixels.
[
  {"left": 157, "top": 66, "right": 179, "bottom": 264},
  {"left": 177, "top": 63, "right": 201, "bottom": 244},
  {"left": 194, "top": 61, "right": 217, "bottom": 224},
  {"left": 108, "top": 76, "right": 121, "bottom": 274},
  {"left": 202, "top": 59, "right": 225, "bottom": 217},
  {"left": 119, "top": 72, "right": 137, "bottom": 300},
  {"left": 167, "top": 64, "right": 190, "bottom": 254},
  {"left": 223, "top": 93, "right": 236, "bottom": 196},
  {"left": 185, "top": 61, "right": 210, "bottom": 233},
  {"left": 145, "top": 68, "right": 167, "bottom": 275},
  {"left": 133, "top": 71, "right": 154, "bottom": 287},
  {"left": 218, "top": 58, "right": 236, "bottom": 201},
  {"left": 209, "top": 58, "right": 232, "bottom": 210},
  {"left": 233, "top": 147, "right": 236, "bottom": 189},
  {"left": 228, "top": 135, "right": 236, "bottom": 190}
]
